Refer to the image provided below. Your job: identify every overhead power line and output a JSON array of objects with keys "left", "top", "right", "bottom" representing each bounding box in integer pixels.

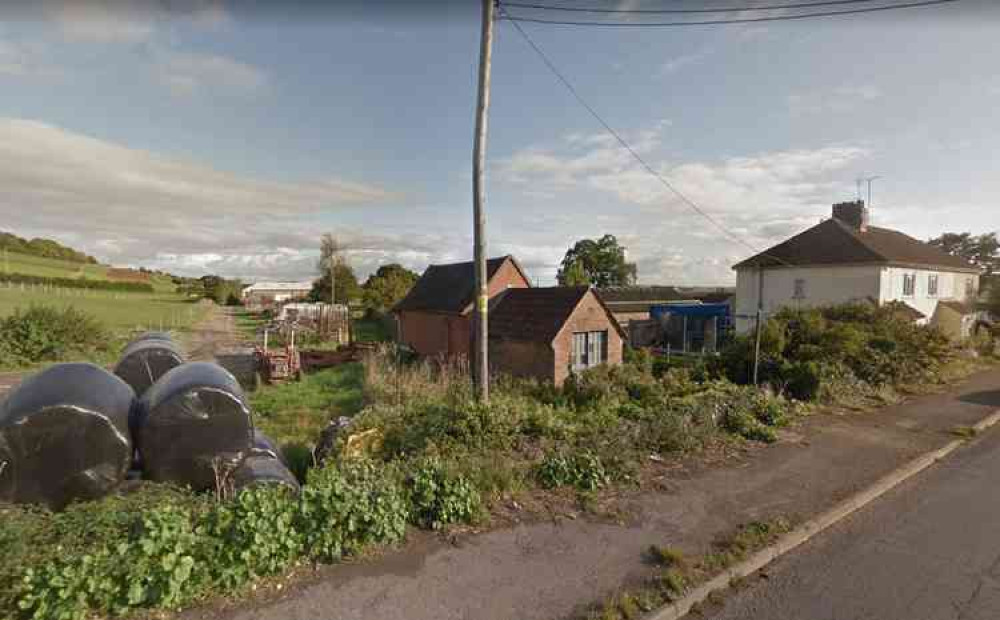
[
  {"left": 500, "top": 7, "right": 779, "bottom": 261},
  {"left": 503, "top": 0, "right": 886, "bottom": 15},
  {"left": 500, "top": 0, "right": 959, "bottom": 27}
]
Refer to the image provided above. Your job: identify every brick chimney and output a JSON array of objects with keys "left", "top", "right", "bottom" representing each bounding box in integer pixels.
[{"left": 832, "top": 200, "right": 869, "bottom": 232}]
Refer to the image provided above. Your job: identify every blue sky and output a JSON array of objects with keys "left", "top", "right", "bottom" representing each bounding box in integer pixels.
[{"left": 1, "top": 0, "right": 997, "bottom": 285}]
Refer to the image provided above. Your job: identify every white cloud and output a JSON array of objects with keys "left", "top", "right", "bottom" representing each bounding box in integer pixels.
[
  {"left": 788, "top": 84, "right": 883, "bottom": 115},
  {"left": 156, "top": 50, "right": 267, "bottom": 96},
  {"left": 497, "top": 128, "right": 872, "bottom": 285},
  {"left": 0, "top": 118, "right": 413, "bottom": 279},
  {"left": 43, "top": 0, "right": 229, "bottom": 43}
]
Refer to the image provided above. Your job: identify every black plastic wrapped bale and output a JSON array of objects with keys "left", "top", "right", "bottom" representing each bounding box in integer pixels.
[
  {"left": 0, "top": 363, "right": 134, "bottom": 509},
  {"left": 114, "top": 337, "right": 186, "bottom": 400},
  {"left": 232, "top": 455, "right": 300, "bottom": 494},
  {"left": 129, "top": 331, "right": 175, "bottom": 344},
  {"left": 134, "top": 362, "right": 253, "bottom": 492},
  {"left": 251, "top": 430, "right": 284, "bottom": 462}
]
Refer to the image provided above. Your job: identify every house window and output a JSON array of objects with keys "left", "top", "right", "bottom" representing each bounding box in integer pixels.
[
  {"left": 902, "top": 273, "right": 916, "bottom": 297},
  {"left": 966, "top": 278, "right": 976, "bottom": 298},
  {"left": 792, "top": 279, "right": 806, "bottom": 300},
  {"left": 572, "top": 330, "right": 608, "bottom": 372},
  {"left": 927, "top": 274, "right": 938, "bottom": 297}
]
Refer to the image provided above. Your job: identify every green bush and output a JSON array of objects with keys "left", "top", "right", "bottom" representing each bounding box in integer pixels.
[
  {"left": 201, "top": 487, "right": 304, "bottom": 589},
  {"left": 6, "top": 461, "right": 412, "bottom": 620},
  {"left": 298, "top": 460, "right": 408, "bottom": 563},
  {"left": 0, "top": 305, "right": 110, "bottom": 366},
  {"left": 719, "top": 302, "right": 957, "bottom": 402},
  {"left": 406, "top": 457, "right": 481, "bottom": 529},
  {"left": 537, "top": 451, "right": 611, "bottom": 491}
]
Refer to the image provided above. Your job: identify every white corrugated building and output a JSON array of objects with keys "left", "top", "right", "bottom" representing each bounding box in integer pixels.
[{"left": 242, "top": 281, "right": 313, "bottom": 310}]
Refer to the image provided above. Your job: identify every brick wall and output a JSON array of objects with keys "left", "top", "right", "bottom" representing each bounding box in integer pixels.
[
  {"left": 396, "top": 257, "right": 530, "bottom": 359},
  {"left": 552, "top": 292, "right": 624, "bottom": 386},
  {"left": 398, "top": 311, "right": 453, "bottom": 357},
  {"left": 488, "top": 259, "right": 532, "bottom": 296},
  {"left": 489, "top": 339, "right": 554, "bottom": 383}
]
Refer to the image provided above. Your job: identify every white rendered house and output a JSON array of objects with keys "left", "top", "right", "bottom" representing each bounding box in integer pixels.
[{"left": 733, "top": 201, "right": 981, "bottom": 339}]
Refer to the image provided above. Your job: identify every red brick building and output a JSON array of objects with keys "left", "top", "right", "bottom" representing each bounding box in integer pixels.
[
  {"left": 393, "top": 255, "right": 531, "bottom": 358},
  {"left": 489, "top": 287, "right": 624, "bottom": 386}
]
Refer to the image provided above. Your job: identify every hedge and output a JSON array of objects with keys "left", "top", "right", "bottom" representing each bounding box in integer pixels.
[{"left": 0, "top": 273, "right": 154, "bottom": 293}]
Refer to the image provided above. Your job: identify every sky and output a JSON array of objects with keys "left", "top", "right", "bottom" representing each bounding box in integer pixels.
[{"left": 1, "top": 0, "right": 998, "bottom": 286}]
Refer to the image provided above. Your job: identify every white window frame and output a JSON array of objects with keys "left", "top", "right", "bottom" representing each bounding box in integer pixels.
[
  {"left": 902, "top": 273, "right": 916, "bottom": 297},
  {"left": 966, "top": 278, "right": 976, "bottom": 298},
  {"left": 927, "top": 274, "right": 938, "bottom": 298},
  {"left": 792, "top": 278, "right": 806, "bottom": 300},
  {"left": 571, "top": 330, "right": 608, "bottom": 372}
]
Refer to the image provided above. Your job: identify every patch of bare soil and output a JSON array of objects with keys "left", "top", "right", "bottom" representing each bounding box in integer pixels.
[{"left": 183, "top": 304, "right": 252, "bottom": 361}]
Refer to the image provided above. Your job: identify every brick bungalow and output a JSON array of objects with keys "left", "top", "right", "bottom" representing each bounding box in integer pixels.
[
  {"left": 393, "top": 255, "right": 531, "bottom": 358},
  {"left": 489, "top": 286, "right": 625, "bottom": 386}
]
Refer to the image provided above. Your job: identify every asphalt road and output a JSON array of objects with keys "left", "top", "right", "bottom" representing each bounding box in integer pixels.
[{"left": 700, "top": 419, "right": 1000, "bottom": 620}]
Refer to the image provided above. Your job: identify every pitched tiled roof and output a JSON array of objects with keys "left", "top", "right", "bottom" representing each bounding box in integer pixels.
[
  {"left": 734, "top": 219, "right": 980, "bottom": 273},
  {"left": 393, "top": 256, "right": 519, "bottom": 314},
  {"left": 490, "top": 287, "right": 622, "bottom": 343}
]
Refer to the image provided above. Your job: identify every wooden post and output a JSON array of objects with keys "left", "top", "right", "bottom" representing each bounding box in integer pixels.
[
  {"left": 472, "top": 0, "right": 495, "bottom": 402},
  {"left": 753, "top": 309, "right": 763, "bottom": 385}
]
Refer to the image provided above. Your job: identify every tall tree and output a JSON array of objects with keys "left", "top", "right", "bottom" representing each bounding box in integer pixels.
[
  {"left": 928, "top": 232, "right": 999, "bottom": 275},
  {"left": 362, "top": 263, "right": 419, "bottom": 315},
  {"left": 317, "top": 234, "right": 345, "bottom": 304},
  {"left": 309, "top": 263, "right": 360, "bottom": 305},
  {"left": 556, "top": 234, "right": 637, "bottom": 287}
]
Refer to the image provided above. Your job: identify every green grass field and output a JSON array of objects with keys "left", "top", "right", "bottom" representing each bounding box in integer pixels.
[
  {"left": 0, "top": 250, "right": 176, "bottom": 292},
  {"left": 0, "top": 251, "right": 107, "bottom": 280},
  {"left": 0, "top": 287, "right": 207, "bottom": 332},
  {"left": 251, "top": 363, "right": 365, "bottom": 447}
]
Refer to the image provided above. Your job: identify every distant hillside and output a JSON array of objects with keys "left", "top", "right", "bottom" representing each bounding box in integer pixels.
[{"left": 0, "top": 231, "right": 98, "bottom": 264}]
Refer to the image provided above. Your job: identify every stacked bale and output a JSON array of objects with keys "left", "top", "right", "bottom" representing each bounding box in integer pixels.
[
  {"left": 114, "top": 333, "right": 186, "bottom": 399},
  {"left": 0, "top": 363, "right": 134, "bottom": 509},
  {"left": 133, "top": 362, "right": 253, "bottom": 492},
  {"left": 232, "top": 430, "right": 300, "bottom": 494}
]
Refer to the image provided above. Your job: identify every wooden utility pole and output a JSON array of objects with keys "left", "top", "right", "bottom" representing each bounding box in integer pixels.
[{"left": 472, "top": 0, "right": 495, "bottom": 402}]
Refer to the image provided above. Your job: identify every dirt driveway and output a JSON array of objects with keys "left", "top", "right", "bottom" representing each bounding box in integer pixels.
[{"left": 183, "top": 303, "right": 251, "bottom": 361}]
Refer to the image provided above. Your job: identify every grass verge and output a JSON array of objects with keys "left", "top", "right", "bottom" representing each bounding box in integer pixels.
[{"left": 581, "top": 518, "right": 795, "bottom": 620}]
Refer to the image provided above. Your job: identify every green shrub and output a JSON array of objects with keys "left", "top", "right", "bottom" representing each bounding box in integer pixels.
[
  {"left": 299, "top": 460, "right": 408, "bottom": 562},
  {"left": 406, "top": 457, "right": 481, "bottom": 529},
  {"left": 537, "top": 451, "right": 611, "bottom": 491},
  {"left": 0, "top": 305, "right": 109, "bottom": 366},
  {"left": 0, "top": 272, "right": 153, "bottom": 293},
  {"left": 200, "top": 487, "right": 304, "bottom": 589},
  {"left": 719, "top": 302, "right": 957, "bottom": 402}
]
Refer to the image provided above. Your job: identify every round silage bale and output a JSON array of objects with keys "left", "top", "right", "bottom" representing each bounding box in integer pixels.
[
  {"left": 0, "top": 363, "right": 134, "bottom": 510},
  {"left": 134, "top": 362, "right": 253, "bottom": 491},
  {"left": 114, "top": 337, "right": 186, "bottom": 400},
  {"left": 232, "top": 455, "right": 300, "bottom": 494},
  {"left": 129, "top": 331, "right": 175, "bottom": 344}
]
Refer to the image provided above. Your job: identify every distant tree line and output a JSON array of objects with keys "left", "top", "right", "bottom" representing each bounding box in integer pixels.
[
  {"left": 176, "top": 275, "right": 244, "bottom": 305},
  {"left": 0, "top": 231, "right": 98, "bottom": 264},
  {"left": 0, "top": 272, "right": 154, "bottom": 293}
]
